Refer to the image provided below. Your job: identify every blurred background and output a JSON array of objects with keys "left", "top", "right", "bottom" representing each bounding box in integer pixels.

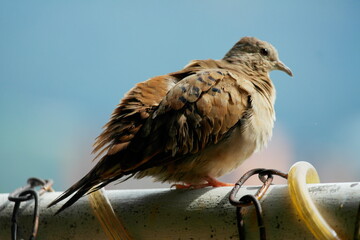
[{"left": 0, "top": 1, "right": 359, "bottom": 193}]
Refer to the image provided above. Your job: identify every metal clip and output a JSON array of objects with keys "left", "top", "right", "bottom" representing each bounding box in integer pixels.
[
  {"left": 229, "top": 169, "right": 288, "bottom": 240},
  {"left": 8, "top": 178, "right": 54, "bottom": 240}
]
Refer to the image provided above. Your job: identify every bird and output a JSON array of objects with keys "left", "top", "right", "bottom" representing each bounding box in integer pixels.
[{"left": 48, "top": 36, "right": 293, "bottom": 214}]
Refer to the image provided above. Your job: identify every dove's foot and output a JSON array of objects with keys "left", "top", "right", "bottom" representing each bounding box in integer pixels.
[
  {"left": 171, "top": 177, "right": 234, "bottom": 189},
  {"left": 204, "top": 176, "right": 235, "bottom": 187}
]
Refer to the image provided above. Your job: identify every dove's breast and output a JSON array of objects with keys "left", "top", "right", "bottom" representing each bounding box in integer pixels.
[{"left": 247, "top": 91, "right": 276, "bottom": 152}]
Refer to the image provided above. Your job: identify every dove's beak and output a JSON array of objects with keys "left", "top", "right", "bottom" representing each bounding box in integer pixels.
[{"left": 275, "top": 61, "right": 293, "bottom": 77}]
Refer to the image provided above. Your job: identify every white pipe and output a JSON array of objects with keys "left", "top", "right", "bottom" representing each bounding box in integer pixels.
[{"left": 0, "top": 183, "right": 358, "bottom": 239}]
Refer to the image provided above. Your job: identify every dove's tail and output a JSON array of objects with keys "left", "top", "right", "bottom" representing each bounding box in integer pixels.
[
  {"left": 48, "top": 156, "right": 124, "bottom": 215},
  {"left": 48, "top": 175, "right": 101, "bottom": 215}
]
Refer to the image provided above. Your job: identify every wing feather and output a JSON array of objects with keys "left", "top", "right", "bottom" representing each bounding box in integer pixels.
[{"left": 126, "top": 69, "right": 251, "bottom": 168}]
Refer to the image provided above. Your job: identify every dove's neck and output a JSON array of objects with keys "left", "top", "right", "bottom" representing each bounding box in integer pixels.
[
  {"left": 222, "top": 57, "right": 275, "bottom": 100},
  {"left": 223, "top": 54, "right": 269, "bottom": 74},
  {"left": 251, "top": 74, "right": 276, "bottom": 107}
]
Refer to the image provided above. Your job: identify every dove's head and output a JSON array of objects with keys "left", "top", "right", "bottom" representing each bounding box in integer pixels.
[{"left": 223, "top": 36, "right": 293, "bottom": 76}]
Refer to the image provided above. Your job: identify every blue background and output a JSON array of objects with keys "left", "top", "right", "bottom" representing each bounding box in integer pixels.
[{"left": 1, "top": 1, "right": 359, "bottom": 192}]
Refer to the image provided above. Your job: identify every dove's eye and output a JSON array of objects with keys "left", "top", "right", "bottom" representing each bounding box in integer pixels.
[{"left": 260, "top": 48, "right": 269, "bottom": 56}]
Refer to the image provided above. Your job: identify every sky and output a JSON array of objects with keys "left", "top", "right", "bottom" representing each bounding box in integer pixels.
[{"left": 0, "top": 1, "right": 359, "bottom": 193}]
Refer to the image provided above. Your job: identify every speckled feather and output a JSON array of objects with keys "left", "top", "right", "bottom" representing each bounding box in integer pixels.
[{"left": 48, "top": 37, "right": 292, "bottom": 214}]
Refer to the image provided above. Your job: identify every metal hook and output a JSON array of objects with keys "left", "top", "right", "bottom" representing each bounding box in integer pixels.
[
  {"left": 229, "top": 168, "right": 288, "bottom": 240},
  {"left": 8, "top": 178, "right": 53, "bottom": 240}
]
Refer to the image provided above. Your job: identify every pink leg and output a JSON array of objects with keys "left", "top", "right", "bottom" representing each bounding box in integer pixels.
[
  {"left": 171, "top": 176, "right": 234, "bottom": 189},
  {"left": 205, "top": 176, "right": 235, "bottom": 187}
]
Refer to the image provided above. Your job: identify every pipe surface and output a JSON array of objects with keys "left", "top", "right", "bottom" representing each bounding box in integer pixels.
[{"left": 0, "top": 183, "right": 359, "bottom": 239}]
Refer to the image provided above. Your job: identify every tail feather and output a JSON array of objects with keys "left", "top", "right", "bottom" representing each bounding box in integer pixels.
[
  {"left": 47, "top": 173, "right": 98, "bottom": 215},
  {"left": 53, "top": 185, "right": 92, "bottom": 215},
  {"left": 48, "top": 154, "right": 129, "bottom": 214},
  {"left": 48, "top": 173, "right": 125, "bottom": 214}
]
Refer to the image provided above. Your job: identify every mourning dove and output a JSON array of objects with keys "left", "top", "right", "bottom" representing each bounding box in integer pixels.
[{"left": 49, "top": 36, "right": 292, "bottom": 213}]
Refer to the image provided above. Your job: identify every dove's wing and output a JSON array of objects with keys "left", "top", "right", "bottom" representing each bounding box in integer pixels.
[{"left": 121, "top": 69, "right": 252, "bottom": 173}]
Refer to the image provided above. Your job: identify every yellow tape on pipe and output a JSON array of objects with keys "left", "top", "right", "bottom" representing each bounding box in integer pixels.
[{"left": 288, "top": 161, "right": 340, "bottom": 240}]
